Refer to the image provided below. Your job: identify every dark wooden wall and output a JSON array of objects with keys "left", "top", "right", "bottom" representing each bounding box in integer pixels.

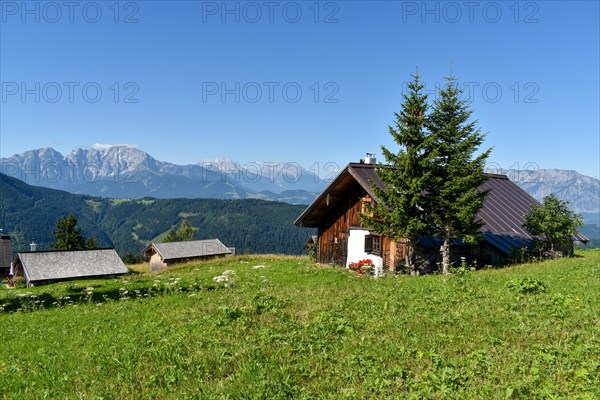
[{"left": 317, "top": 183, "right": 366, "bottom": 266}]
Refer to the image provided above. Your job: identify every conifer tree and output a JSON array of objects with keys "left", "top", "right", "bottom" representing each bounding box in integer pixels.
[
  {"left": 177, "top": 219, "right": 196, "bottom": 242},
  {"left": 163, "top": 219, "right": 197, "bottom": 242},
  {"left": 163, "top": 228, "right": 178, "bottom": 243},
  {"left": 361, "top": 72, "right": 432, "bottom": 272},
  {"left": 51, "top": 214, "right": 87, "bottom": 250},
  {"left": 85, "top": 236, "right": 98, "bottom": 250},
  {"left": 426, "top": 75, "right": 492, "bottom": 274}
]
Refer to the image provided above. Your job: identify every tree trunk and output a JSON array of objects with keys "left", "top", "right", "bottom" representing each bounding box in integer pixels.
[{"left": 440, "top": 233, "right": 451, "bottom": 274}]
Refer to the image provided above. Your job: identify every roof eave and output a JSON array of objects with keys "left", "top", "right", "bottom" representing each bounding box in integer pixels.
[
  {"left": 143, "top": 243, "right": 160, "bottom": 258},
  {"left": 163, "top": 251, "right": 231, "bottom": 262},
  {"left": 347, "top": 165, "right": 378, "bottom": 200},
  {"left": 293, "top": 164, "right": 353, "bottom": 227}
]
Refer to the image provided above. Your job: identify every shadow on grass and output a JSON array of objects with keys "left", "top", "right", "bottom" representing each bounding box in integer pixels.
[{"left": 1, "top": 279, "right": 225, "bottom": 314}]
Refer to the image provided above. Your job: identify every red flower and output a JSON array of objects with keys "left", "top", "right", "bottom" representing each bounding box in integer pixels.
[{"left": 349, "top": 259, "right": 374, "bottom": 275}]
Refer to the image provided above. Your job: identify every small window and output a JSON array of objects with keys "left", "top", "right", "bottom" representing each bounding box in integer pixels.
[
  {"left": 372, "top": 235, "right": 381, "bottom": 256},
  {"left": 364, "top": 235, "right": 373, "bottom": 253},
  {"left": 364, "top": 235, "right": 381, "bottom": 256}
]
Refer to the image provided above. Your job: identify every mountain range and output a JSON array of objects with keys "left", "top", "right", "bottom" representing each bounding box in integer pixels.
[
  {"left": 1, "top": 146, "right": 599, "bottom": 223},
  {"left": 0, "top": 146, "right": 323, "bottom": 204},
  {"left": 502, "top": 169, "right": 599, "bottom": 216}
]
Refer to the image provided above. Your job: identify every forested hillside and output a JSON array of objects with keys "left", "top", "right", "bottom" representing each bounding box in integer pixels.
[
  {"left": 0, "top": 173, "right": 113, "bottom": 249},
  {"left": 98, "top": 198, "right": 311, "bottom": 255},
  {"left": 0, "top": 173, "right": 313, "bottom": 256}
]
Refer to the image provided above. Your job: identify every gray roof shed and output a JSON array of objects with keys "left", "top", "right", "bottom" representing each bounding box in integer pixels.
[
  {"left": 143, "top": 239, "right": 231, "bottom": 262},
  {"left": 13, "top": 248, "right": 129, "bottom": 287}
]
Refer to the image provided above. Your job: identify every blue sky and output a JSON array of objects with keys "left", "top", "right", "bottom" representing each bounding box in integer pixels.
[{"left": 1, "top": 0, "right": 599, "bottom": 179}]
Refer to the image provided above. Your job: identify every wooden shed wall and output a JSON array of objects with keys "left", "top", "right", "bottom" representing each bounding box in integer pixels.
[
  {"left": 317, "top": 183, "right": 366, "bottom": 266},
  {"left": 0, "top": 237, "right": 12, "bottom": 275}
]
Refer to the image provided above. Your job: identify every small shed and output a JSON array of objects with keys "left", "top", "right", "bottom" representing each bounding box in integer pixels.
[
  {"left": 12, "top": 248, "right": 129, "bottom": 287},
  {"left": 143, "top": 239, "right": 232, "bottom": 271},
  {"left": 0, "top": 235, "right": 12, "bottom": 276}
]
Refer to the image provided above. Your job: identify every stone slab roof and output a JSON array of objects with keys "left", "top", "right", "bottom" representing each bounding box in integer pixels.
[
  {"left": 15, "top": 248, "right": 128, "bottom": 283},
  {"left": 144, "top": 239, "right": 231, "bottom": 261}
]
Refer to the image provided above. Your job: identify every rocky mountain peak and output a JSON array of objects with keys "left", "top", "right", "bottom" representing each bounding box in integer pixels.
[{"left": 505, "top": 168, "right": 599, "bottom": 214}]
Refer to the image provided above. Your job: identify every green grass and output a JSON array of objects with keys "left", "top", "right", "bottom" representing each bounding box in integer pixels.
[
  {"left": 84, "top": 199, "right": 103, "bottom": 213},
  {"left": 1, "top": 251, "right": 599, "bottom": 399},
  {"left": 178, "top": 212, "right": 200, "bottom": 218},
  {"left": 109, "top": 198, "right": 132, "bottom": 206}
]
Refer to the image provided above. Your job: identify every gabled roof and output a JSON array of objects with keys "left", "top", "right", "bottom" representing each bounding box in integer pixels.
[
  {"left": 294, "top": 163, "right": 587, "bottom": 252},
  {"left": 14, "top": 248, "right": 128, "bottom": 283},
  {"left": 144, "top": 239, "right": 231, "bottom": 261},
  {"left": 294, "top": 163, "right": 379, "bottom": 227},
  {"left": 476, "top": 175, "right": 539, "bottom": 238}
]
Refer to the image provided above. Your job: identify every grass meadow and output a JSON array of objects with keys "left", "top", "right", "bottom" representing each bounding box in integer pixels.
[{"left": 1, "top": 251, "right": 599, "bottom": 399}]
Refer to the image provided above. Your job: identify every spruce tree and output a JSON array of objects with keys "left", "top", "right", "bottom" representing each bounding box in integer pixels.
[
  {"left": 51, "top": 214, "right": 87, "bottom": 250},
  {"left": 163, "top": 228, "right": 178, "bottom": 243},
  {"left": 177, "top": 220, "right": 196, "bottom": 242},
  {"left": 163, "top": 219, "right": 197, "bottom": 242},
  {"left": 426, "top": 75, "right": 492, "bottom": 274},
  {"left": 85, "top": 236, "right": 98, "bottom": 250},
  {"left": 361, "top": 72, "right": 432, "bottom": 272}
]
